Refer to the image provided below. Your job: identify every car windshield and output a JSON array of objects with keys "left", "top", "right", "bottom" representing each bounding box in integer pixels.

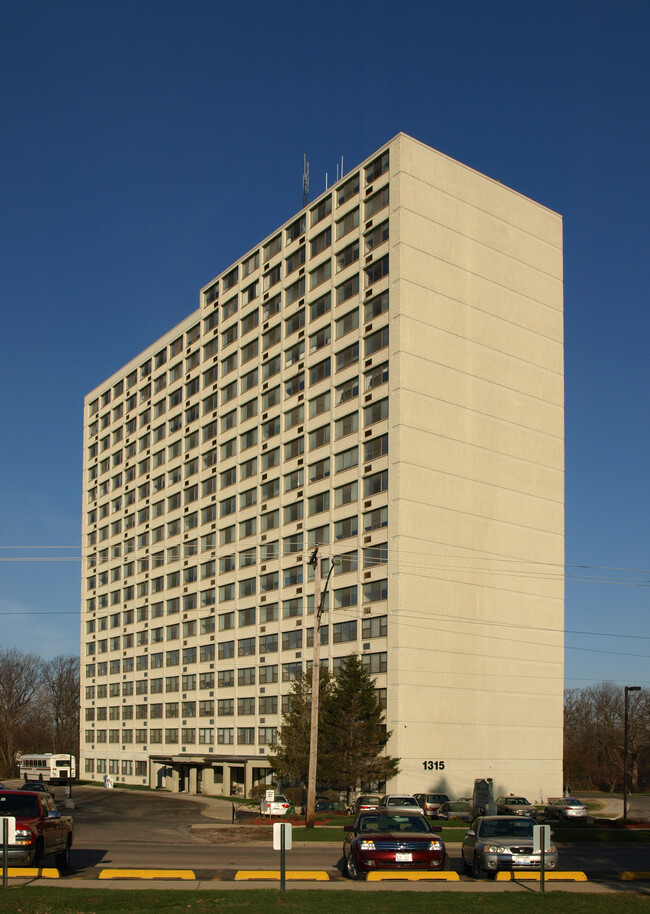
[
  {"left": 359, "top": 814, "right": 432, "bottom": 833},
  {"left": 0, "top": 795, "right": 39, "bottom": 817},
  {"left": 479, "top": 819, "right": 534, "bottom": 839},
  {"left": 565, "top": 799, "right": 583, "bottom": 807},
  {"left": 506, "top": 798, "right": 529, "bottom": 806},
  {"left": 450, "top": 802, "right": 468, "bottom": 810},
  {"left": 274, "top": 796, "right": 287, "bottom": 803},
  {"left": 387, "top": 797, "right": 417, "bottom": 806},
  {"left": 358, "top": 796, "right": 381, "bottom": 805}
]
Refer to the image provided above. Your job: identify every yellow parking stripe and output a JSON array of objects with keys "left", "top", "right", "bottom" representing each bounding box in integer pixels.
[
  {"left": 495, "top": 871, "right": 587, "bottom": 881},
  {"left": 5, "top": 867, "right": 60, "bottom": 879},
  {"left": 367, "top": 871, "right": 459, "bottom": 881},
  {"left": 619, "top": 871, "right": 650, "bottom": 881},
  {"left": 235, "top": 870, "right": 329, "bottom": 881},
  {"left": 99, "top": 868, "right": 196, "bottom": 880}
]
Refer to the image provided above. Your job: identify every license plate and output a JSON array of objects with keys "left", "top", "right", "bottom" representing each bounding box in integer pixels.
[
  {"left": 512, "top": 856, "right": 532, "bottom": 865},
  {"left": 395, "top": 852, "right": 412, "bottom": 862}
]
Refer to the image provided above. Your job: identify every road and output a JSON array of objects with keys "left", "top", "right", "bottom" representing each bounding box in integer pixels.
[{"left": 5, "top": 783, "right": 649, "bottom": 883}]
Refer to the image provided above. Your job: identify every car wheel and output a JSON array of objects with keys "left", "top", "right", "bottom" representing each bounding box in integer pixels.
[
  {"left": 55, "top": 837, "right": 71, "bottom": 870},
  {"left": 345, "top": 854, "right": 359, "bottom": 880},
  {"left": 461, "top": 853, "right": 472, "bottom": 876},
  {"left": 472, "top": 855, "right": 484, "bottom": 879}
]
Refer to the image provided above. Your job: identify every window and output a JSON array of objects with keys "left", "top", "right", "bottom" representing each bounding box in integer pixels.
[
  {"left": 259, "top": 664, "right": 278, "bottom": 684},
  {"left": 365, "top": 326, "right": 389, "bottom": 357},
  {"left": 282, "top": 662, "right": 302, "bottom": 682},
  {"left": 239, "top": 397, "right": 257, "bottom": 422},
  {"left": 309, "top": 458, "right": 330, "bottom": 482},
  {"left": 363, "top": 579, "right": 388, "bottom": 603},
  {"left": 362, "top": 652, "right": 387, "bottom": 674},
  {"left": 286, "top": 214, "right": 306, "bottom": 243},
  {"left": 284, "top": 404, "right": 304, "bottom": 430},
  {"left": 365, "top": 361, "right": 388, "bottom": 391},
  {"left": 263, "top": 355, "right": 281, "bottom": 381},
  {"left": 335, "top": 377, "right": 358, "bottom": 405},
  {"left": 336, "top": 274, "right": 359, "bottom": 306},
  {"left": 334, "top": 515, "right": 358, "bottom": 541},
  {"left": 335, "top": 481, "right": 358, "bottom": 506},
  {"left": 363, "top": 506, "right": 388, "bottom": 531},
  {"left": 336, "top": 307, "right": 359, "bottom": 338},
  {"left": 361, "top": 616, "right": 388, "bottom": 641},
  {"left": 364, "top": 470, "right": 388, "bottom": 496},
  {"left": 365, "top": 150, "right": 389, "bottom": 183},
  {"left": 241, "top": 367, "right": 258, "bottom": 393},
  {"left": 263, "top": 233, "right": 282, "bottom": 262},
  {"left": 309, "top": 358, "right": 330, "bottom": 386},
  {"left": 238, "top": 667, "right": 255, "bottom": 686},
  {"left": 310, "top": 260, "right": 331, "bottom": 290},
  {"left": 285, "top": 245, "right": 305, "bottom": 276},
  {"left": 262, "top": 386, "right": 280, "bottom": 410},
  {"left": 282, "top": 629, "right": 303, "bottom": 651},
  {"left": 335, "top": 446, "right": 358, "bottom": 473},
  {"left": 285, "top": 277, "right": 305, "bottom": 305},
  {"left": 285, "top": 372, "right": 304, "bottom": 397},
  {"left": 336, "top": 206, "right": 359, "bottom": 240},
  {"left": 310, "top": 195, "right": 332, "bottom": 226},
  {"left": 311, "top": 226, "right": 331, "bottom": 258},
  {"left": 365, "top": 185, "right": 389, "bottom": 219},
  {"left": 336, "top": 239, "right": 359, "bottom": 272},
  {"left": 337, "top": 172, "right": 359, "bottom": 205},
  {"left": 263, "top": 294, "right": 281, "bottom": 320},
  {"left": 336, "top": 342, "right": 358, "bottom": 371},
  {"left": 310, "top": 292, "right": 331, "bottom": 322},
  {"left": 364, "top": 433, "right": 388, "bottom": 462},
  {"left": 333, "top": 620, "right": 357, "bottom": 643},
  {"left": 306, "top": 488, "right": 330, "bottom": 517},
  {"left": 310, "top": 325, "right": 331, "bottom": 353},
  {"left": 365, "top": 255, "right": 389, "bottom": 287},
  {"left": 365, "top": 219, "right": 389, "bottom": 253},
  {"left": 284, "top": 468, "right": 304, "bottom": 492},
  {"left": 264, "top": 263, "right": 281, "bottom": 291},
  {"left": 364, "top": 398, "right": 388, "bottom": 426},
  {"left": 309, "top": 424, "right": 330, "bottom": 450},
  {"left": 334, "top": 585, "right": 357, "bottom": 608},
  {"left": 335, "top": 412, "right": 358, "bottom": 439}
]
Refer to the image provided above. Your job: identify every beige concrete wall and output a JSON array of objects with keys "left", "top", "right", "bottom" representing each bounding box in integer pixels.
[{"left": 385, "top": 135, "right": 564, "bottom": 800}]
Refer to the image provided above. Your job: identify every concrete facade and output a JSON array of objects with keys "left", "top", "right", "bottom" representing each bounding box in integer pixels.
[{"left": 80, "top": 134, "right": 564, "bottom": 800}]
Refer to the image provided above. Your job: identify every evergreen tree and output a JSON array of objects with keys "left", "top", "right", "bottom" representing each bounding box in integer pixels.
[
  {"left": 268, "top": 667, "right": 331, "bottom": 788},
  {"left": 320, "top": 654, "right": 399, "bottom": 801}
]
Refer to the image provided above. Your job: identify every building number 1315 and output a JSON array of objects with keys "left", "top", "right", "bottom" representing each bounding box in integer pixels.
[{"left": 422, "top": 760, "right": 445, "bottom": 770}]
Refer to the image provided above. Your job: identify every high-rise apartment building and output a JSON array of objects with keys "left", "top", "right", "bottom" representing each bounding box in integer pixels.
[{"left": 81, "top": 134, "right": 564, "bottom": 799}]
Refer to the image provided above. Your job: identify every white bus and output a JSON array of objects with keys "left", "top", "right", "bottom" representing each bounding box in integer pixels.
[{"left": 18, "top": 754, "right": 76, "bottom": 783}]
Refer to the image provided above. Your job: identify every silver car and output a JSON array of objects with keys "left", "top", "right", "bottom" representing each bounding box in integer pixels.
[
  {"left": 462, "top": 816, "right": 558, "bottom": 878},
  {"left": 496, "top": 795, "right": 539, "bottom": 818},
  {"left": 545, "top": 797, "right": 588, "bottom": 820}
]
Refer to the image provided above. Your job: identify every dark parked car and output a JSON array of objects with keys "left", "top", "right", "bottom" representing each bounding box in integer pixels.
[
  {"left": 462, "top": 815, "right": 558, "bottom": 878},
  {"left": 437, "top": 800, "right": 471, "bottom": 821},
  {"left": 19, "top": 782, "right": 55, "bottom": 797},
  {"left": 496, "top": 795, "right": 539, "bottom": 818},
  {"left": 414, "top": 793, "right": 450, "bottom": 817},
  {"left": 343, "top": 810, "right": 446, "bottom": 878}
]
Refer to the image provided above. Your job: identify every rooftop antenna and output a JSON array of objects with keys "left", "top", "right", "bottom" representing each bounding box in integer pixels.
[{"left": 302, "top": 154, "right": 310, "bottom": 208}]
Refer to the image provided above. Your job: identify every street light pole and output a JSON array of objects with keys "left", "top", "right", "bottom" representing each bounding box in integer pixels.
[
  {"left": 305, "top": 547, "right": 340, "bottom": 828},
  {"left": 623, "top": 686, "right": 641, "bottom": 821}
]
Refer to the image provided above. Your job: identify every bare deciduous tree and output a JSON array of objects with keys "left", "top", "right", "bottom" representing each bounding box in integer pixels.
[{"left": 0, "top": 648, "right": 44, "bottom": 777}]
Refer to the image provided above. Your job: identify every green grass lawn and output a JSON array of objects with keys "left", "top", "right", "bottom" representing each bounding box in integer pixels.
[{"left": 2, "top": 889, "right": 649, "bottom": 914}]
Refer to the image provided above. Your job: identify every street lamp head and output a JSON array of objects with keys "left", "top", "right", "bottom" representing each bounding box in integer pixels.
[
  {"left": 625, "top": 686, "right": 642, "bottom": 693},
  {"left": 331, "top": 557, "right": 342, "bottom": 567}
]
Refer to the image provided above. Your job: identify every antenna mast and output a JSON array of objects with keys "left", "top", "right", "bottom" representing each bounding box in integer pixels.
[{"left": 302, "top": 154, "right": 310, "bottom": 208}]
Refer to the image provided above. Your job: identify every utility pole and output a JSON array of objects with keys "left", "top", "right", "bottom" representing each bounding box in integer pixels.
[
  {"left": 305, "top": 547, "right": 340, "bottom": 828},
  {"left": 305, "top": 546, "right": 321, "bottom": 828},
  {"left": 623, "top": 685, "right": 641, "bottom": 820}
]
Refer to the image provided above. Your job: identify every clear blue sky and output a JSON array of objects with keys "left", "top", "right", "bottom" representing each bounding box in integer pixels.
[{"left": 1, "top": 0, "right": 648, "bottom": 687}]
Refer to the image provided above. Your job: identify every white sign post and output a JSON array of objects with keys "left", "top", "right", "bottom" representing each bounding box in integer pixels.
[
  {"left": 533, "top": 824, "right": 551, "bottom": 893},
  {"left": 273, "top": 821, "right": 292, "bottom": 891},
  {"left": 1, "top": 817, "right": 16, "bottom": 888}
]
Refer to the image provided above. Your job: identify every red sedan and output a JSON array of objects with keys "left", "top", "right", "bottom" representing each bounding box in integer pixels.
[{"left": 343, "top": 809, "right": 446, "bottom": 878}]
